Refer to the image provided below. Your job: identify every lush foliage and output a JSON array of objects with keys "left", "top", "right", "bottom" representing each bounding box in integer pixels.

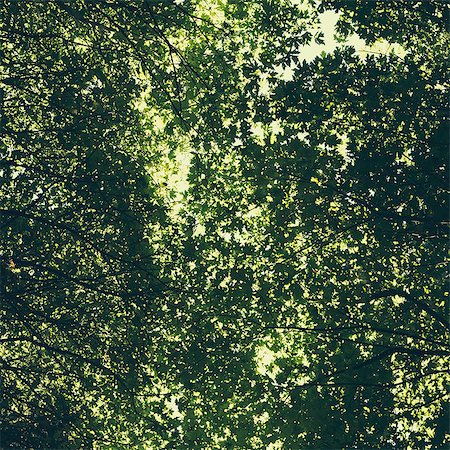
[{"left": 1, "top": 0, "right": 448, "bottom": 449}]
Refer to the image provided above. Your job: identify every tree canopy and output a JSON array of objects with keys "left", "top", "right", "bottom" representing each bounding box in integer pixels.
[{"left": 1, "top": 0, "right": 449, "bottom": 449}]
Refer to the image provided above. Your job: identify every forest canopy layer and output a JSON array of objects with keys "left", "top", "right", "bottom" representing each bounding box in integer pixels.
[{"left": 0, "top": 0, "right": 449, "bottom": 449}]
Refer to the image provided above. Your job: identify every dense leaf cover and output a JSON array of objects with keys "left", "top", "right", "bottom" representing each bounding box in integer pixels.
[{"left": 0, "top": 0, "right": 448, "bottom": 449}]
